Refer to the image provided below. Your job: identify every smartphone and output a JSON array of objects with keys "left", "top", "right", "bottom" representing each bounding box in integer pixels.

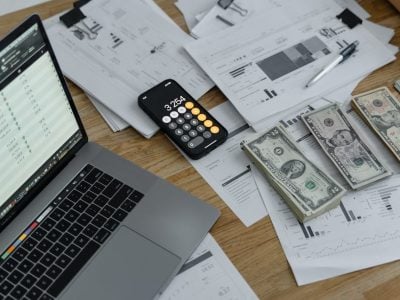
[{"left": 138, "top": 79, "right": 228, "bottom": 160}]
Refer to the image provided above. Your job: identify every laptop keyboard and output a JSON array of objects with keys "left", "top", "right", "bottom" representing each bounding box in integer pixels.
[{"left": 0, "top": 165, "right": 144, "bottom": 300}]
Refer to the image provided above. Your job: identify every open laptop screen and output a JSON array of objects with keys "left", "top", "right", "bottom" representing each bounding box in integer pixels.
[{"left": 0, "top": 22, "right": 83, "bottom": 224}]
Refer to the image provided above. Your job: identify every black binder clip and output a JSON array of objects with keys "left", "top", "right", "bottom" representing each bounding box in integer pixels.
[
  {"left": 73, "top": 0, "right": 92, "bottom": 8},
  {"left": 60, "top": 7, "right": 86, "bottom": 28},
  {"left": 218, "top": 0, "right": 248, "bottom": 17},
  {"left": 336, "top": 9, "right": 362, "bottom": 29},
  {"left": 60, "top": 6, "right": 101, "bottom": 40}
]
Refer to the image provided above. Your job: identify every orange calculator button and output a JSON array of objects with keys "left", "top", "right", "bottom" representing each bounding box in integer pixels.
[
  {"left": 198, "top": 114, "right": 206, "bottom": 121},
  {"left": 204, "top": 120, "right": 213, "bottom": 128},
  {"left": 185, "top": 102, "right": 194, "bottom": 109},
  {"left": 191, "top": 108, "right": 200, "bottom": 115},
  {"left": 210, "top": 126, "right": 220, "bottom": 134}
]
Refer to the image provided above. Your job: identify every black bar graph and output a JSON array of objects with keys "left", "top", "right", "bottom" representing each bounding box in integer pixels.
[
  {"left": 264, "top": 89, "right": 278, "bottom": 100},
  {"left": 280, "top": 107, "right": 313, "bottom": 129},
  {"left": 299, "top": 222, "right": 323, "bottom": 239},
  {"left": 299, "top": 222, "right": 309, "bottom": 239},
  {"left": 340, "top": 202, "right": 361, "bottom": 222},
  {"left": 340, "top": 202, "right": 351, "bottom": 222},
  {"left": 265, "top": 89, "right": 273, "bottom": 98},
  {"left": 349, "top": 210, "right": 356, "bottom": 221},
  {"left": 307, "top": 226, "right": 314, "bottom": 237}
]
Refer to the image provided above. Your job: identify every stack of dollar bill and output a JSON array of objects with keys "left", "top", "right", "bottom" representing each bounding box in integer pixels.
[
  {"left": 302, "top": 103, "right": 392, "bottom": 189},
  {"left": 241, "top": 126, "right": 346, "bottom": 222},
  {"left": 352, "top": 86, "right": 400, "bottom": 162}
]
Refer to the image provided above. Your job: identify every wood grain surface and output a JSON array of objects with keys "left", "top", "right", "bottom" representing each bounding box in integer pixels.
[{"left": 1, "top": 1, "right": 400, "bottom": 299}]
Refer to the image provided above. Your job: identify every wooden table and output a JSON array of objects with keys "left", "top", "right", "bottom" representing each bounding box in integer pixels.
[{"left": 2, "top": 1, "right": 400, "bottom": 299}]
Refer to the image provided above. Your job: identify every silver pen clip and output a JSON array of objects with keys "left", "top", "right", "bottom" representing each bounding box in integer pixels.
[{"left": 218, "top": 0, "right": 248, "bottom": 17}]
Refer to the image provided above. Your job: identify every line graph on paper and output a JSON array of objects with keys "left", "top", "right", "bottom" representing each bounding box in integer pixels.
[
  {"left": 270, "top": 175, "right": 400, "bottom": 261},
  {"left": 307, "top": 230, "right": 400, "bottom": 258}
]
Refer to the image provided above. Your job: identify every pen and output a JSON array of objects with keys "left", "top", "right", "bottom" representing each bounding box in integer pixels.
[{"left": 305, "top": 41, "right": 359, "bottom": 88}]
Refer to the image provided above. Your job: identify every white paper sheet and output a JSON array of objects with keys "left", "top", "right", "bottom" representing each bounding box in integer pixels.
[
  {"left": 186, "top": 102, "right": 267, "bottom": 227},
  {"left": 190, "top": 0, "right": 371, "bottom": 39},
  {"left": 252, "top": 100, "right": 400, "bottom": 285},
  {"left": 250, "top": 77, "right": 364, "bottom": 132},
  {"left": 83, "top": 0, "right": 172, "bottom": 133},
  {"left": 255, "top": 169, "right": 400, "bottom": 285},
  {"left": 191, "top": 0, "right": 271, "bottom": 39},
  {"left": 160, "top": 234, "right": 258, "bottom": 300},
  {"left": 185, "top": 0, "right": 395, "bottom": 130},
  {"left": 0, "top": 0, "right": 50, "bottom": 16},
  {"left": 175, "top": 0, "right": 216, "bottom": 30},
  {"left": 87, "top": 94, "right": 129, "bottom": 132},
  {"left": 181, "top": 81, "right": 364, "bottom": 226},
  {"left": 364, "top": 20, "right": 395, "bottom": 44},
  {"left": 81, "top": 0, "right": 394, "bottom": 134},
  {"left": 45, "top": 0, "right": 213, "bottom": 138}
]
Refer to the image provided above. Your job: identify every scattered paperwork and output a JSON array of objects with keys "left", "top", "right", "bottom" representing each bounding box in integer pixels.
[
  {"left": 160, "top": 234, "right": 258, "bottom": 299},
  {"left": 45, "top": 0, "right": 213, "bottom": 138},
  {"left": 187, "top": 102, "right": 267, "bottom": 227},
  {"left": 185, "top": 0, "right": 395, "bottom": 131},
  {"left": 187, "top": 0, "right": 371, "bottom": 39},
  {"left": 175, "top": 0, "right": 216, "bottom": 30},
  {"left": 253, "top": 100, "right": 400, "bottom": 285}
]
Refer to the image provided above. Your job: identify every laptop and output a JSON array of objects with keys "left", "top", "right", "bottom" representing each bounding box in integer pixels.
[{"left": 0, "top": 15, "right": 219, "bottom": 300}]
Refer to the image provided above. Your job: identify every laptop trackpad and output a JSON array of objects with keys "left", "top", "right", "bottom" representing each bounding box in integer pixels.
[{"left": 60, "top": 226, "right": 181, "bottom": 300}]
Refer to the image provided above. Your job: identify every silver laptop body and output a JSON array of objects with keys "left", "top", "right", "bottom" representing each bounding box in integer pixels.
[{"left": 0, "top": 16, "right": 219, "bottom": 300}]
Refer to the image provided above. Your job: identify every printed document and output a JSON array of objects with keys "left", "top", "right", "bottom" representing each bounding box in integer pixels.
[
  {"left": 175, "top": 0, "right": 216, "bottom": 30},
  {"left": 160, "top": 234, "right": 258, "bottom": 300},
  {"left": 87, "top": 95, "right": 129, "bottom": 132},
  {"left": 191, "top": 0, "right": 371, "bottom": 38},
  {"left": 45, "top": 0, "right": 213, "bottom": 138},
  {"left": 185, "top": 0, "right": 395, "bottom": 129},
  {"left": 187, "top": 102, "right": 267, "bottom": 227},
  {"left": 252, "top": 100, "right": 400, "bottom": 285}
]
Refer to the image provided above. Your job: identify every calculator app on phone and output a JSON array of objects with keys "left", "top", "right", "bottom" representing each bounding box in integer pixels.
[{"left": 138, "top": 80, "right": 228, "bottom": 159}]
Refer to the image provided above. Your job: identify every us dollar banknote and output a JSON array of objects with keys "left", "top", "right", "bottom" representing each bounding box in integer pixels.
[
  {"left": 352, "top": 86, "right": 400, "bottom": 161},
  {"left": 302, "top": 103, "right": 391, "bottom": 189},
  {"left": 241, "top": 125, "right": 345, "bottom": 222}
]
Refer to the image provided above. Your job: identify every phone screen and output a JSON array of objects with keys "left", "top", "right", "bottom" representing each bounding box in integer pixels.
[
  {"left": 138, "top": 79, "right": 228, "bottom": 159},
  {"left": 139, "top": 80, "right": 193, "bottom": 120}
]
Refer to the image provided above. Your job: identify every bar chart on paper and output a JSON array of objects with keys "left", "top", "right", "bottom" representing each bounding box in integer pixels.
[{"left": 256, "top": 171, "right": 400, "bottom": 284}]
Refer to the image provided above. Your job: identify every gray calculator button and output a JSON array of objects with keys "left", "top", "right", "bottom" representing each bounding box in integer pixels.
[
  {"left": 203, "top": 131, "right": 212, "bottom": 139},
  {"left": 162, "top": 116, "right": 171, "bottom": 124},
  {"left": 176, "top": 117, "right": 185, "bottom": 125},
  {"left": 175, "top": 128, "right": 184, "bottom": 136},
  {"left": 188, "top": 136, "right": 204, "bottom": 149},
  {"left": 168, "top": 122, "right": 177, "bottom": 130},
  {"left": 190, "top": 119, "right": 199, "bottom": 126},
  {"left": 181, "top": 135, "right": 190, "bottom": 142},
  {"left": 170, "top": 111, "right": 179, "bottom": 118},
  {"left": 182, "top": 124, "right": 191, "bottom": 131},
  {"left": 196, "top": 125, "right": 205, "bottom": 132},
  {"left": 184, "top": 113, "right": 192, "bottom": 120},
  {"left": 189, "top": 130, "right": 198, "bottom": 137},
  {"left": 178, "top": 106, "right": 186, "bottom": 114}
]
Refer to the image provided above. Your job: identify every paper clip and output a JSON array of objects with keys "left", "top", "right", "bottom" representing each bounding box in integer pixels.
[
  {"left": 73, "top": 19, "right": 101, "bottom": 40},
  {"left": 60, "top": 6, "right": 101, "bottom": 40},
  {"left": 218, "top": 0, "right": 248, "bottom": 17}
]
